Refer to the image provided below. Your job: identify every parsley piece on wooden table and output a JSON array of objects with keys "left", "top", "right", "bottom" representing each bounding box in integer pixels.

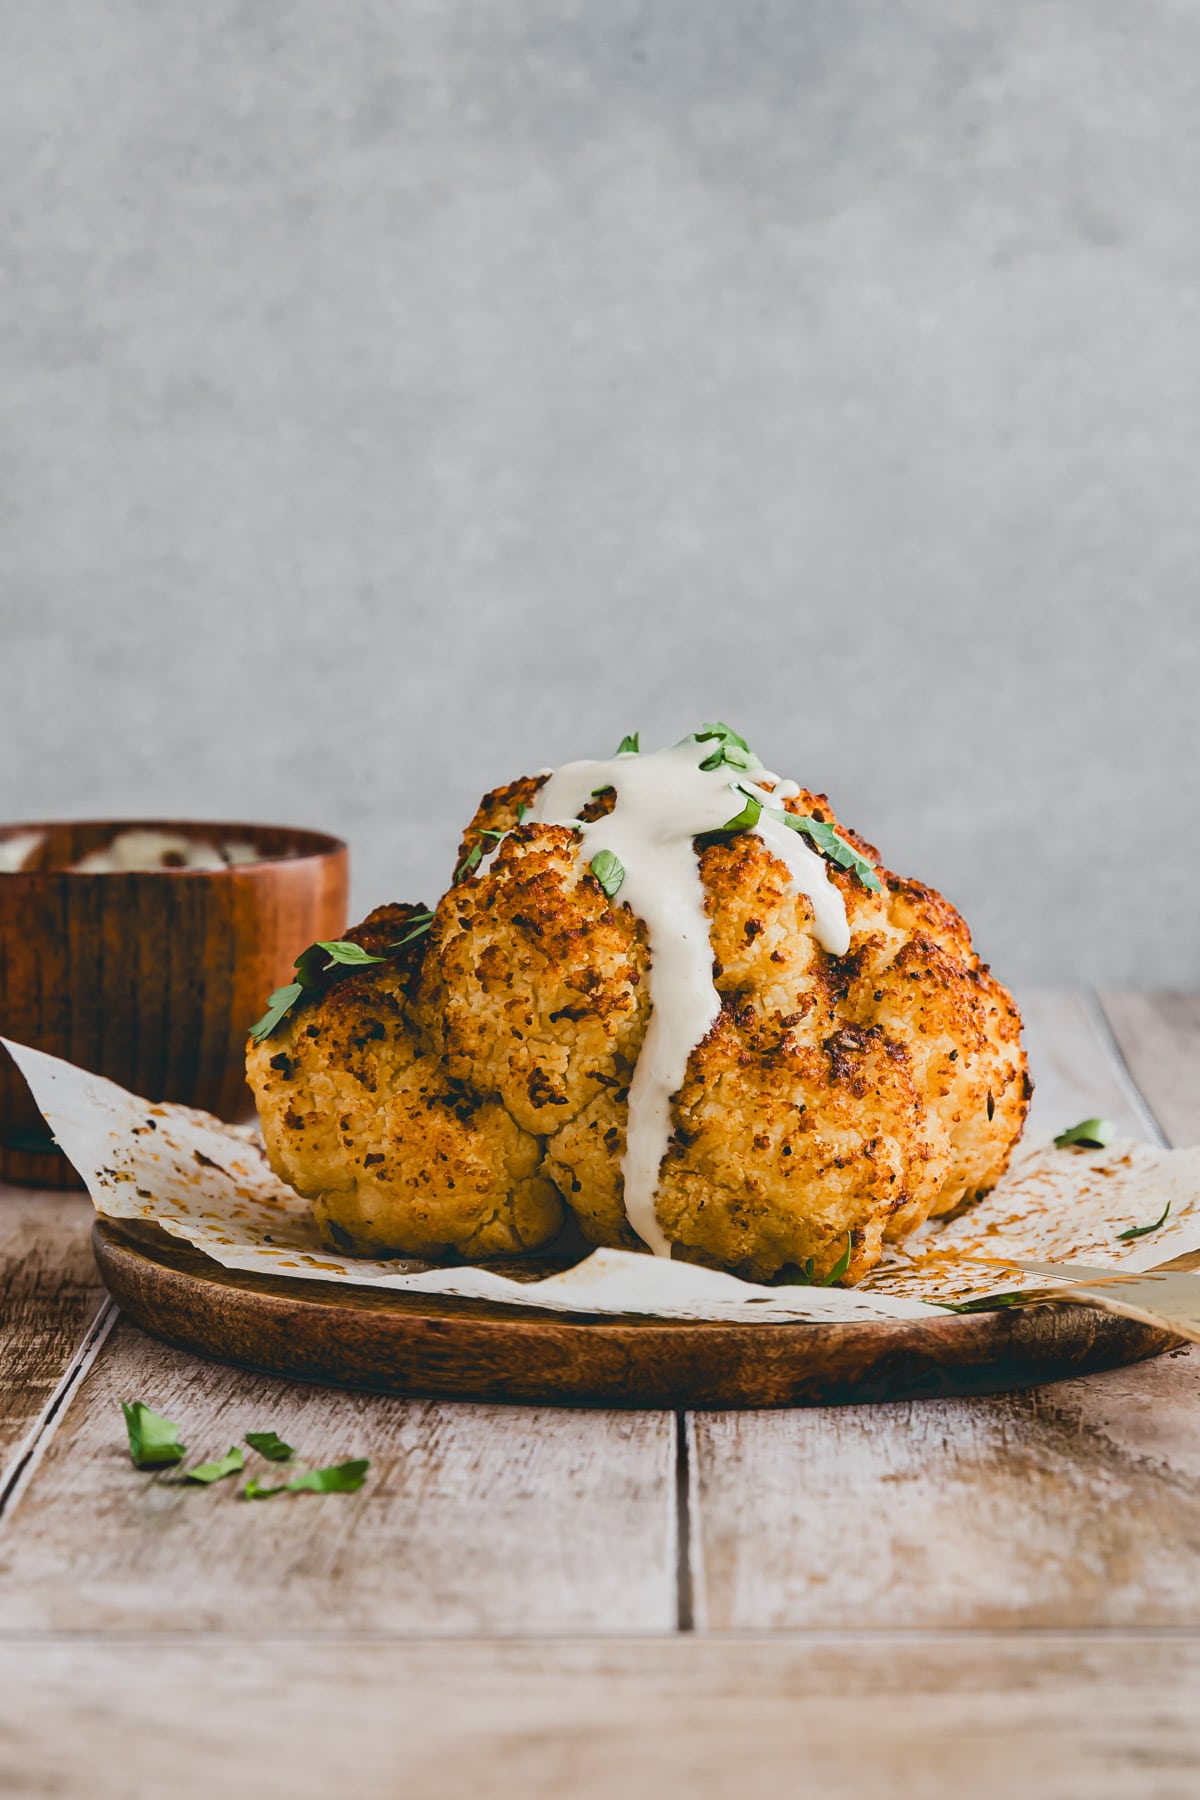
[
  {"left": 182, "top": 1447, "right": 245, "bottom": 1486},
  {"left": 122, "top": 1402, "right": 187, "bottom": 1469},
  {"left": 242, "top": 1459, "right": 370, "bottom": 1499},
  {"left": 244, "top": 1430, "right": 295, "bottom": 1462}
]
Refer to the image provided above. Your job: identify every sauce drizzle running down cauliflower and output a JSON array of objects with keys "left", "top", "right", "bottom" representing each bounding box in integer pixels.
[{"left": 527, "top": 735, "right": 853, "bottom": 1253}]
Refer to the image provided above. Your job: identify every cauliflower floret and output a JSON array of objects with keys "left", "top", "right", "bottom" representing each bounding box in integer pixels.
[
  {"left": 419, "top": 821, "right": 650, "bottom": 1137},
  {"left": 247, "top": 903, "right": 563, "bottom": 1259},
  {"left": 247, "top": 767, "right": 1029, "bottom": 1283}
]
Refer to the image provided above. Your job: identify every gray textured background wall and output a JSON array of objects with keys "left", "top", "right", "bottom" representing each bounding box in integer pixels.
[{"left": 1, "top": 1, "right": 1197, "bottom": 986}]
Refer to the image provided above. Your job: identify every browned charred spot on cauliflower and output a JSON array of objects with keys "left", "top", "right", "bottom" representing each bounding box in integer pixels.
[{"left": 247, "top": 769, "right": 1028, "bottom": 1281}]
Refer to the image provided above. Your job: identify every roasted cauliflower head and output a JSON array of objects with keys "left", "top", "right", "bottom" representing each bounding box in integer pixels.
[{"left": 247, "top": 734, "right": 1029, "bottom": 1283}]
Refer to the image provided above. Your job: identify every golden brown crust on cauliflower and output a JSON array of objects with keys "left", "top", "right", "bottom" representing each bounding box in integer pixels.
[
  {"left": 247, "top": 775, "right": 1029, "bottom": 1283},
  {"left": 246, "top": 902, "right": 563, "bottom": 1259},
  {"left": 419, "top": 823, "right": 651, "bottom": 1137}
]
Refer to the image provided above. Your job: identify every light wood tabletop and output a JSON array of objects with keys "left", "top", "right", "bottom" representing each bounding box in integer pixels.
[{"left": 2, "top": 993, "right": 1199, "bottom": 1798}]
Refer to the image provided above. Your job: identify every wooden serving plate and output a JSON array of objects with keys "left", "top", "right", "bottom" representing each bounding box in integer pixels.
[{"left": 93, "top": 1218, "right": 1182, "bottom": 1409}]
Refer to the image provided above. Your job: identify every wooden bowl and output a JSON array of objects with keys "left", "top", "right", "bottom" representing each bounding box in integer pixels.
[{"left": 0, "top": 819, "right": 348, "bottom": 1187}]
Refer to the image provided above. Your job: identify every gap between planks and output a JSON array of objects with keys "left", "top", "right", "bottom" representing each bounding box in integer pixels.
[
  {"left": 0, "top": 1297, "right": 116, "bottom": 1524},
  {"left": 0, "top": 1187, "right": 112, "bottom": 1501},
  {"left": 674, "top": 1411, "right": 694, "bottom": 1631}
]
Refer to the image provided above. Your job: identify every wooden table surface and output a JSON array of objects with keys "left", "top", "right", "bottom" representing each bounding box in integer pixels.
[{"left": 2, "top": 993, "right": 1199, "bottom": 1798}]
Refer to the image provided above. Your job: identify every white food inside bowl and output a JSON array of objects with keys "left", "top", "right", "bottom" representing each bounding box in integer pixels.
[
  {"left": 71, "top": 829, "right": 263, "bottom": 872},
  {"left": 0, "top": 830, "right": 46, "bottom": 873}
]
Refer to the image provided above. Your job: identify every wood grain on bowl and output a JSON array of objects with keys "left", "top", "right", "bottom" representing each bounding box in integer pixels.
[{"left": 0, "top": 819, "right": 347, "bottom": 1186}]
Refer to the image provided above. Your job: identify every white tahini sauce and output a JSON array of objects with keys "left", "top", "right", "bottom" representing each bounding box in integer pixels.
[{"left": 524, "top": 739, "right": 852, "bottom": 1255}]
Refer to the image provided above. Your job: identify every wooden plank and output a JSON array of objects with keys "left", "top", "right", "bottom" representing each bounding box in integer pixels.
[
  {"left": 2, "top": 1635, "right": 1200, "bottom": 1799},
  {"left": 1019, "top": 989, "right": 1163, "bottom": 1143},
  {"left": 0, "top": 1318, "right": 677, "bottom": 1634},
  {"left": 1103, "top": 992, "right": 1200, "bottom": 1146},
  {"left": 0, "top": 1185, "right": 109, "bottom": 1494},
  {"left": 689, "top": 1346, "right": 1200, "bottom": 1630}
]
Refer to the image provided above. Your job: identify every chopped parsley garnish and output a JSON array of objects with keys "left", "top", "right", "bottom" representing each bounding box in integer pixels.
[
  {"left": 774, "top": 809, "right": 884, "bottom": 894},
  {"left": 248, "top": 982, "right": 307, "bottom": 1046},
  {"left": 693, "top": 722, "right": 763, "bottom": 774},
  {"left": 391, "top": 910, "right": 435, "bottom": 948},
  {"left": 449, "top": 824, "right": 510, "bottom": 885},
  {"left": 778, "top": 1233, "right": 852, "bottom": 1287},
  {"left": 122, "top": 1401, "right": 187, "bottom": 1469},
  {"left": 615, "top": 733, "right": 640, "bottom": 755},
  {"left": 182, "top": 1446, "right": 244, "bottom": 1485},
  {"left": 696, "top": 721, "right": 751, "bottom": 751},
  {"left": 242, "top": 1458, "right": 370, "bottom": 1499},
  {"left": 313, "top": 940, "right": 385, "bottom": 969},
  {"left": 282, "top": 1459, "right": 370, "bottom": 1494},
  {"left": 940, "top": 1290, "right": 1035, "bottom": 1314},
  {"left": 721, "top": 792, "right": 763, "bottom": 833},
  {"left": 1054, "top": 1117, "right": 1116, "bottom": 1150},
  {"left": 119, "top": 1411, "right": 361, "bottom": 1494},
  {"left": 290, "top": 940, "right": 384, "bottom": 992},
  {"left": 724, "top": 782, "right": 883, "bottom": 895},
  {"left": 711, "top": 741, "right": 760, "bottom": 773},
  {"left": 455, "top": 826, "right": 513, "bottom": 883},
  {"left": 249, "top": 938, "right": 389, "bottom": 1043},
  {"left": 821, "top": 1234, "right": 853, "bottom": 1286},
  {"left": 454, "top": 841, "right": 485, "bottom": 882},
  {"left": 589, "top": 849, "right": 625, "bottom": 899},
  {"left": 1118, "top": 1201, "right": 1171, "bottom": 1242},
  {"left": 684, "top": 725, "right": 881, "bottom": 893},
  {"left": 245, "top": 1430, "right": 295, "bottom": 1462}
]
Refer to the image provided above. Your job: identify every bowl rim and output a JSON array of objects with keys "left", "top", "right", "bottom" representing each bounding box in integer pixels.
[{"left": 0, "top": 817, "right": 349, "bottom": 876}]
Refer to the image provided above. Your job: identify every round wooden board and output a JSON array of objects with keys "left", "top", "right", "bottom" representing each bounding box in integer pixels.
[{"left": 93, "top": 1218, "right": 1183, "bottom": 1409}]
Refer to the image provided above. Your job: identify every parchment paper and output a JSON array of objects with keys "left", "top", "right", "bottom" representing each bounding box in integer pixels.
[{"left": 9, "top": 1037, "right": 1200, "bottom": 1334}]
